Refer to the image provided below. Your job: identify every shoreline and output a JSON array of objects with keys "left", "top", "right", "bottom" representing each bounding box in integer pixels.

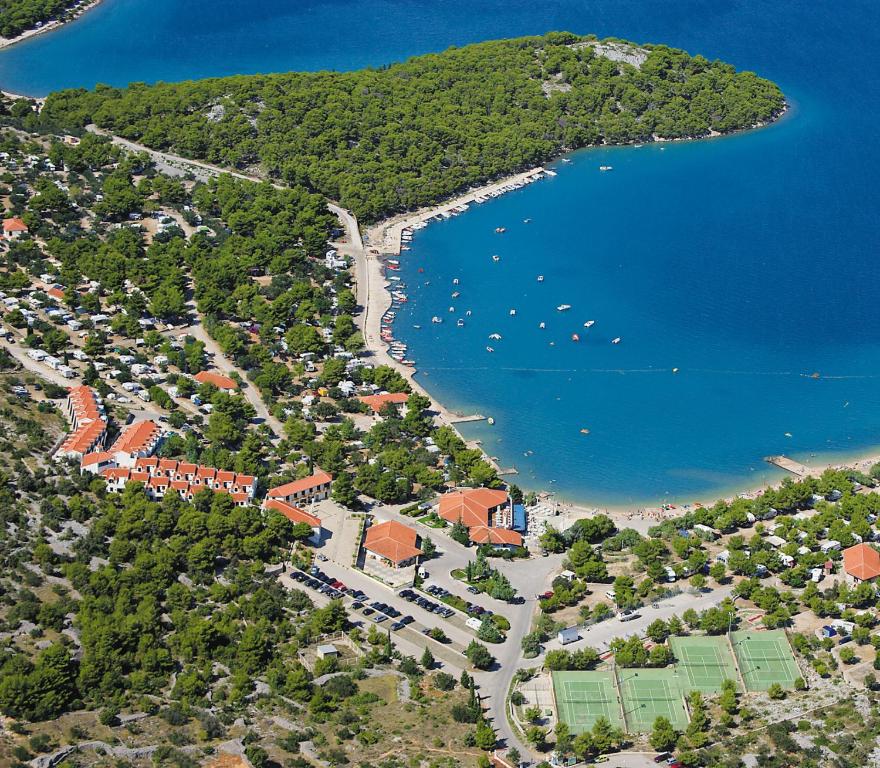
[
  {"left": 550, "top": 447, "right": 880, "bottom": 534},
  {"left": 0, "top": 0, "right": 103, "bottom": 52},
  {"left": 356, "top": 105, "right": 880, "bottom": 529}
]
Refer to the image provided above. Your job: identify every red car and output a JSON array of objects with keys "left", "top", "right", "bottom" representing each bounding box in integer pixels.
[
  {"left": 539, "top": 590, "right": 554, "bottom": 600},
  {"left": 330, "top": 580, "right": 347, "bottom": 592}
]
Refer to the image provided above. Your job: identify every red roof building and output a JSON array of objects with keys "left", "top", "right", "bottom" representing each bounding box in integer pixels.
[
  {"left": 194, "top": 371, "right": 239, "bottom": 390},
  {"left": 438, "top": 488, "right": 511, "bottom": 529},
  {"left": 358, "top": 392, "right": 410, "bottom": 413},
  {"left": 363, "top": 520, "right": 422, "bottom": 567},
  {"left": 469, "top": 525, "right": 523, "bottom": 548},
  {"left": 64, "top": 385, "right": 104, "bottom": 430},
  {"left": 267, "top": 470, "right": 332, "bottom": 504},
  {"left": 109, "top": 420, "right": 163, "bottom": 466},
  {"left": 843, "top": 543, "right": 880, "bottom": 583},
  {"left": 3, "top": 217, "right": 27, "bottom": 240},
  {"left": 98, "top": 458, "right": 256, "bottom": 504},
  {"left": 263, "top": 498, "right": 322, "bottom": 538},
  {"left": 56, "top": 419, "right": 107, "bottom": 461}
]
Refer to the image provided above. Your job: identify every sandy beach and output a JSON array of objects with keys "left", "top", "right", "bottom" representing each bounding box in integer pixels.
[{"left": 0, "top": 0, "right": 103, "bottom": 51}]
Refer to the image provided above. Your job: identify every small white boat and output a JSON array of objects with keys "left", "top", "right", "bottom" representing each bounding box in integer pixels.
[
  {"left": 487, "top": 417, "right": 495, "bottom": 425},
  {"left": 561, "top": 158, "right": 572, "bottom": 163},
  {"left": 584, "top": 320, "right": 595, "bottom": 328},
  {"left": 537, "top": 275, "right": 544, "bottom": 282},
  {"left": 489, "top": 333, "right": 501, "bottom": 340},
  {"left": 452, "top": 291, "right": 460, "bottom": 298},
  {"left": 492, "top": 254, "right": 501, "bottom": 263},
  {"left": 495, "top": 227, "right": 506, "bottom": 234},
  {"left": 672, "top": 367, "right": 679, "bottom": 373},
  {"left": 413, "top": 325, "right": 421, "bottom": 329},
  {"left": 486, "top": 346, "right": 495, "bottom": 353},
  {"left": 453, "top": 278, "right": 459, "bottom": 285},
  {"left": 599, "top": 165, "right": 613, "bottom": 172},
  {"left": 539, "top": 322, "right": 545, "bottom": 329},
  {"left": 448, "top": 306, "right": 455, "bottom": 312},
  {"left": 509, "top": 309, "right": 516, "bottom": 316},
  {"left": 557, "top": 304, "right": 571, "bottom": 311},
  {"left": 431, "top": 316, "right": 442, "bottom": 324},
  {"left": 611, "top": 337, "right": 621, "bottom": 344},
  {"left": 457, "top": 319, "right": 465, "bottom": 327},
  {"left": 465, "top": 310, "right": 472, "bottom": 316},
  {"left": 523, "top": 218, "right": 532, "bottom": 224}
]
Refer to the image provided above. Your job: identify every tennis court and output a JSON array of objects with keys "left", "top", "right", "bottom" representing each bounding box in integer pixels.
[
  {"left": 670, "top": 635, "right": 741, "bottom": 693},
  {"left": 730, "top": 630, "right": 800, "bottom": 691},
  {"left": 551, "top": 671, "right": 624, "bottom": 734},
  {"left": 617, "top": 668, "right": 689, "bottom": 733}
]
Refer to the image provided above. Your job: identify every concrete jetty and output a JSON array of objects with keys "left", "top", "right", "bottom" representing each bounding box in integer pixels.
[{"left": 764, "top": 455, "right": 815, "bottom": 477}]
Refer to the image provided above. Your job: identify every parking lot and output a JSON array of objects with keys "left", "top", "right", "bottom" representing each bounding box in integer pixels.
[{"left": 284, "top": 563, "right": 471, "bottom": 668}]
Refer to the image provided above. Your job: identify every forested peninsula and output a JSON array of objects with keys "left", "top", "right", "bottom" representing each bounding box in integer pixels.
[
  {"left": 44, "top": 31, "right": 785, "bottom": 222},
  {"left": 0, "top": 0, "right": 84, "bottom": 39}
]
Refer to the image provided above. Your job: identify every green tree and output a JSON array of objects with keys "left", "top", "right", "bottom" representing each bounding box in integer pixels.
[{"left": 649, "top": 716, "right": 677, "bottom": 752}]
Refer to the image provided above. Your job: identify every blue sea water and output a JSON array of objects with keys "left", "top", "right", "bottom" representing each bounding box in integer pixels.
[{"left": 4, "top": 1, "right": 880, "bottom": 505}]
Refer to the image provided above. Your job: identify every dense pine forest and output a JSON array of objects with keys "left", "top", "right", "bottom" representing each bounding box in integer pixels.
[{"left": 43, "top": 32, "right": 785, "bottom": 221}]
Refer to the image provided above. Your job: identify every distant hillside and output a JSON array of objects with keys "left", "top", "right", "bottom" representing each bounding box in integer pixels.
[{"left": 43, "top": 32, "right": 785, "bottom": 222}]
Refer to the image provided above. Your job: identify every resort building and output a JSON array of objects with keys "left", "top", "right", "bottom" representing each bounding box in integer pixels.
[
  {"left": 358, "top": 392, "right": 409, "bottom": 413},
  {"left": 266, "top": 470, "right": 333, "bottom": 505},
  {"left": 363, "top": 520, "right": 422, "bottom": 568},
  {"left": 262, "top": 498, "right": 323, "bottom": 543},
  {"left": 438, "top": 487, "right": 512, "bottom": 529},
  {"left": 100, "top": 459, "right": 256, "bottom": 506},
  {"left": 55, "top": 386, "right": 107, "bottom": 462},
  {"left": 842, "top": 543, "right": 880, "bottom": 585},
  {"left": 63, "top": 385, "right": 105, "bottom": 430},
  {"left": 468, "top": 525, "right": 523, "bottom": 550},
  {"left": 194, "top": 370, "right": 239, "bottom": 390},
  {"left": 56, "top": 419, "right": 107, "bottom": 462},
  {"left": 2, "top": 217, "right": 28, "bottom": 240},
  {"left": 108, "top": 420, "right": 164, "bottom": 467}
]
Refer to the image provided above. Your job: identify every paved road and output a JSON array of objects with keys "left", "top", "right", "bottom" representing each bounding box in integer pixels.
[{"left": 169, "top": 316, "right": 285, "bottom": 439}]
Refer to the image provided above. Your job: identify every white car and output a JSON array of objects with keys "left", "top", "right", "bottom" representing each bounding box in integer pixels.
[{"left": 618, "top": 609, "right": 640, "bottom": 622}]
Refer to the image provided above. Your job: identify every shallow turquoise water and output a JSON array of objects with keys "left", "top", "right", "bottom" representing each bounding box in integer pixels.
[{"left": 5, "top": 1, "right": 880, "bottom": 505}]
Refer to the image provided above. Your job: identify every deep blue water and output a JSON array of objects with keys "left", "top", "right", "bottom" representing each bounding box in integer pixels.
[{"left": 5, "top": 1, "right": 880, "bottom": 505}]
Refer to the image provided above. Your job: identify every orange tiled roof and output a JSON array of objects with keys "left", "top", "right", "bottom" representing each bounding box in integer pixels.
[
  {"left": 194, "top": 370, "right": 239, "bottom": 390},
  {"left": 58, "top": 419, "right": 106, "bottom": 455},
  {"left": 263, "top": 498, "right": 321, "bottom": 528},
  {"left": 81, "top": 450, "right": 113, "bottom": 467},
  {"left": 3, "top": 217, "right": 27, "bottom": 233},
  {"left": 47, "top": 287, "right": 65, "bottom": 300},
  {"left": 843, "top": 543, "right": 880, "bottom": 581},
  {"left": 267, "top": 470, "right": 332, "bottom": 498},
  {"left": 438, "top": 488, "right": 509, "bottom": 528},
  {"left": 110, "top": 420, "right": 161, "bottom": 455},
  {"left": 363, "top": 520, "right": 421, "bottom": 564},
  {"left": 101, "top": 467, "right": 131, "bottom": 481},
  {"left": 358, "top": 392, "right": 409, "bottom": 413},
  {"left": 469, "top": 526, "right": 522, "bottom": 547}
]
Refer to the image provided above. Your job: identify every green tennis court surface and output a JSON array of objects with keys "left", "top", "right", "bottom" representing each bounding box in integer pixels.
[
  {"left": 669, "top": 635, "right": 741, "bottom": 692},
  {"left": 617, "top": 668, "right": 689, "bottom": 733},
  {"left": 551, "top": 671, "right": 624, "bottom": 734},
  {"left": 730, "top": 630, "right": 800, "bottom": 691}
]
